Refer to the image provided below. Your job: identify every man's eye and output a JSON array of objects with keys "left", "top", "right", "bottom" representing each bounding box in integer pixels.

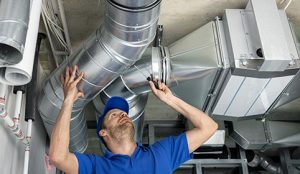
[{"left": 111, "top": 113, "right": 116, "bottom": 117}]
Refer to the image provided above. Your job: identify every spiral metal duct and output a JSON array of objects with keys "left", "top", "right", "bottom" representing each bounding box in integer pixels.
[
  {"left": 38, "top": 0, "right": 161, "bottom": 153},
  {"left": 0, "top": 0, "right": 30, "bottom": 65}
]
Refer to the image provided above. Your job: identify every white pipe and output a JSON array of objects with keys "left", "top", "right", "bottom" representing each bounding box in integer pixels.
[
  {"left": 23, "top": 119, "right": 32, "bottom": 174},
  {"left": 0, "top": 110, "right": 15, "bottom": 128},
  {"left": 13, "top": 91, "right": 23, "bottom": 126},
  {"left": 0, "top": 0, "right": 43, "bottom": 85},
  {"left": 0, "top": 83, "right": 8, "bottom": 98},
  {"left": 57, "top": 0, "right": 72, "bottom": 54},
  {"left": 0, "top": 98, "right": 28, "bottom": 144}
]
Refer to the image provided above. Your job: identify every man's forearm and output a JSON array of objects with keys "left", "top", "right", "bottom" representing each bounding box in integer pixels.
[{"left": 49, "top": 99, "right": 73, "bottom": 161}]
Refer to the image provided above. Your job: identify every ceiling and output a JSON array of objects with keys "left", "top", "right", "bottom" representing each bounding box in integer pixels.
[{"left": 61, "top": 0, "right": 300, "bottom": 50}]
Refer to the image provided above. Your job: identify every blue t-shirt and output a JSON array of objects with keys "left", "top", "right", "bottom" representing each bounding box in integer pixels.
[{"left": 74, "top": 132, "right": 192, "bottom": 174}]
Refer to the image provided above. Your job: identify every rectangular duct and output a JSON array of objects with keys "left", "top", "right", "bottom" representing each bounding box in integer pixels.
[{"left": 210, "top": 0, "right": 300, "bottom": 120}]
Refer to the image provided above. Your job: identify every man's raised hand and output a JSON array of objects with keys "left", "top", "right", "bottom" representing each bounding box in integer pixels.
[{"left": 60, "top": 65, "right": 84, "bottom": 103}]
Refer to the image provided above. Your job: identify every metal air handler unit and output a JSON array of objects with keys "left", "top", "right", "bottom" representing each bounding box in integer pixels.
[{"left": 169, "top": 0, "right": 300, "bottom": 151}]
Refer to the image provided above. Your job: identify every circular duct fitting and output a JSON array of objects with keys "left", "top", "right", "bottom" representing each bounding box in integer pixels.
[{"left": 107, "top": 0, "right": 161, "bottom": 12}]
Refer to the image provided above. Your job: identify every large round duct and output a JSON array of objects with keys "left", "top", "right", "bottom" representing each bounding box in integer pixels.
[
  {"left": 0, "top": 0, "right": 30, "bottom": 65},
  {"left": 38, "top": 0, "right": 161, "bottom": 152}
]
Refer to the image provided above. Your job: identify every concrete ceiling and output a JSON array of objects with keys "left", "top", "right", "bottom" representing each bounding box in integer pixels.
[{"left": 62, "top": 0, "right": 300, "bottom": 50}]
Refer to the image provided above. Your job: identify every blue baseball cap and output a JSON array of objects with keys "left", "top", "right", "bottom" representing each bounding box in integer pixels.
[{"left": 96, "top": 96, "right": 129, "bottom": 143}]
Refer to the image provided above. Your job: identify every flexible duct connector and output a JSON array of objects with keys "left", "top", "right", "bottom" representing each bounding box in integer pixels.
[
  {"left": 0, "top": 0, "right": 30, "bottom": 65},
  {"left": 38, "top": 0, "right": 161, "bottom": 152},
  {"left": 247, "top": 151, "right": 282, "bottom": 174}
]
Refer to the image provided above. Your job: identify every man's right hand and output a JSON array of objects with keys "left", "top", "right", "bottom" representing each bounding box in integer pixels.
[
  {"left": 149, "top": 80, "right": 174, "bottom": 103},
  {"left": 60, "top": 65, "right": 84, "bottom": 103}
]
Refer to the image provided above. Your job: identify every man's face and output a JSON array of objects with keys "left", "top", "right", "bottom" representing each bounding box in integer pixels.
[{"left": 101, "top": 109, "right": 135, "bottom": 142}]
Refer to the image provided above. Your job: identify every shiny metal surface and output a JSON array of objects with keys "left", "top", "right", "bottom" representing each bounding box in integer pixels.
[
  {"left": 38, "top": 1, "right": 160, "bottom": 152},
  {"left": 104, "top": 49, "right": 153, "bottom": 99},
  {"left": 111, "top": 0, "right": 157, "bottom": 8},
  {"left": 103, "top": 21, "right": 224, "bottom": 111},
  {"left": 210, "top": 0, "right": 300, "bottom": 120},
  {"left": 0, "top": 0, "right": 30, "bottom": 65},
  {"left": 223, "top": 1, "right": 299, "bottom": 72},
  {"left": 270, "top": 70, "right": 300, "bottom": 112},
  {"left": 94, "top": 91, "right": 148, "bottom": 143},
  {"left": 230, "top": 119, "right": 300, "bottom": 150},
  {"left": 230, "top": 120, "right": 267, "bottom": 150},
  {"left": 169, "top": 21, "right": 222, "bottom": 110},
  {"left": 267, "top": 121, "right": 300, "bottom": 148}
]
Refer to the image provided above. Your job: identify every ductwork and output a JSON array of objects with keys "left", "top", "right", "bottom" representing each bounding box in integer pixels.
[
  {"left": 101, "top": 20, "right": 222, "bottom": 102},
  {"left": 93, "top": 0, "right": 300, "bottom": 153},
  {"left": 93, "top": 20, "right": 224, "bottom": 145},
  {"left": 38, "top": 0, "right": 161, "bottom": 152},
  {"left": 0, "top": 0, "right": 30, "bottom": 65},
  {"left": 101, "top": 20, "right": 224, "bottom": 108}
]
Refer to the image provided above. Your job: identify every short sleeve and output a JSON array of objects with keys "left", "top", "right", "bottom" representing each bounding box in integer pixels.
[
  {"left": 152, "top": 132, "right": 192, "bottom": 170},
  {"left": 74, "top": 152, "right": 96, "bottom": 174}
]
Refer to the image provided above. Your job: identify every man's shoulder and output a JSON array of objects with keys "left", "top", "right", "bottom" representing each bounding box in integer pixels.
[{"left": 74, "top": 152, "right": 105, "bottom": 162}]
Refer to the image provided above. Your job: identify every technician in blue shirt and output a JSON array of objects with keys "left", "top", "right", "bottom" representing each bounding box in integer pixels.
[{"left": 49, "top": 65, "right": 218, "bottom": 174}]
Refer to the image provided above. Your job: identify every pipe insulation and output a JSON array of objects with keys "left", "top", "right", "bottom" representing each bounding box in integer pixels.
[
  {"left": 0, "top": 0, "right": 43, "bottom": 85},
  {"left": 26, "top": 33, "right": 45, "bottom": 121},
  {"left": 38, "top": 0, "right": 161, "bottom": 152},
  {"left": 0, "top": 0, "right": 30, "bottom": 65},
  {"left": 22, "top": 32, "right": 44, "bottom": 174}
]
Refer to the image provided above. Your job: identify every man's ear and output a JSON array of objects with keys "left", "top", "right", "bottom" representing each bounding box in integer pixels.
[{"left": 99, "top": 129, "right": 107, "bottom": 137}]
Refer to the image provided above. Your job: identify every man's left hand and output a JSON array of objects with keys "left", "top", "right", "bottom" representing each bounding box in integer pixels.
[{"left": 60, "top": 65, "right": 84, "bottom": 103}]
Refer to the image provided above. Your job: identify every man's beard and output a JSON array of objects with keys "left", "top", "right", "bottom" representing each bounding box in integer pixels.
[{"left": 108, "top": 122, "right": 135, "bottom": 143}]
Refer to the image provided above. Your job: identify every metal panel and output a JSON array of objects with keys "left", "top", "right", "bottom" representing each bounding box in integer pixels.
[
  {"left": 279, "top": 11, "right": 299, "bottom": 62},
  {"left": 212, "top": 75, "right": 245, "bottom": 116},
  {"left": 247, "top": 0, "right": 291, "bottom": 71},
  {"left": 247, "top": 75, "right": 294, "bottom": 116},
  {"left": 230, "top": 119, "right": 267, "bottom": 149},
  {"left": 223, "top": 9, "right": 251, "bottom": 66},
  {"left": 268, "top": 121, "right": 300, "bottom": 147},
  {"left": 169, "top": 21, "right": 222, "bottom": 110},
  {"left": 271, "top": 72, "right": 300, "bottom": 111},
  {"left": 225, "top": 77, "right": 269, "bottom": 117}
]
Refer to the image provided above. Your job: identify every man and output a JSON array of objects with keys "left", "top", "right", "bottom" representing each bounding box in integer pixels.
[{"left": 49, "top": 65, "right": 218, "bottom": 174}]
